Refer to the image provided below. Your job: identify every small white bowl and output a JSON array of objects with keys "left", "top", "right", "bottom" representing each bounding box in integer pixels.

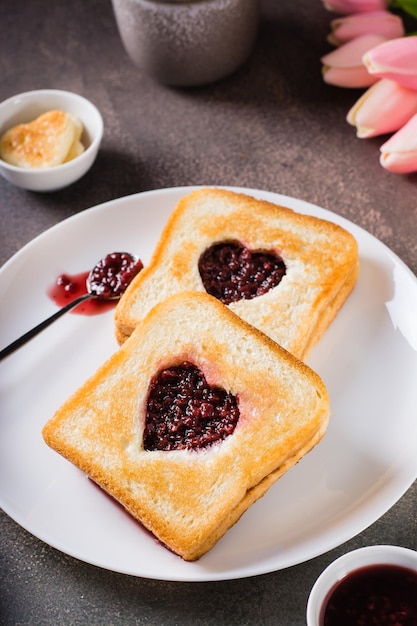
[
  {"left": 307, "top": 545, "right": 417, "bottom": 626},
  {"left": 0, "top": 89, "right": 103, "bottom": 192}
]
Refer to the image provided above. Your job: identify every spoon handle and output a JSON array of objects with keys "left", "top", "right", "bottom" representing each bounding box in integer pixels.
[{"left": 0, "top": 293, "right": 93, "bottom": 361}]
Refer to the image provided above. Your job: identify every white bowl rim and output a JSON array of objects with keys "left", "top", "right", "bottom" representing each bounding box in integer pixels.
[
  {"left": 306, "top": 545, "right": 417, "bottom": 626},
  {"left": 0, "top": 89, "right": 103, "bottom": 174}
]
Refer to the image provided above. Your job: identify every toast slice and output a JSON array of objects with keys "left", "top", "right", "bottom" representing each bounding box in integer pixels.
[
  {"left": 114, "top": 188, "right": 359, "bottom": 360},
  {"left": 43, "top": 291, "right": 330, "bottom": 561}
]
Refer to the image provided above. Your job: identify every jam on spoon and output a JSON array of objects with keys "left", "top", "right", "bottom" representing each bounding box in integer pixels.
[
  {"left": 0, "top": 252, "right": 143, "bottom": 361},
  {"left": 48, "top": 252, "right": 143, "bottom": 315}
]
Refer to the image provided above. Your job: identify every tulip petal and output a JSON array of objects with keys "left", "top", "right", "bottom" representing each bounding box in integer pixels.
[
  {"left": 380, "top": 150, "right": 417, "bottom": 173},
  {"left": 322, "top": 34, "right": 386, "bottom": 88},
  {"left": 380, "top": 112, "right": 417, "bottom": 151},
  {"left": 322, "top": 33, "right": 387, "bottom": 67},
  {"left": 322, "top": 0, "right": 387, "bottom": 14},
  {"left": 328, "top": 11, "right": 404, "bottom": 46},
  {"left": 323, "top": 65, "right": 378, "bottom": 88},
  {"left": 363, "top": 36, "right": 417, "bottom": 90},
  {"left": 347, "top": 78, "right": 417, "bottom": 137}
]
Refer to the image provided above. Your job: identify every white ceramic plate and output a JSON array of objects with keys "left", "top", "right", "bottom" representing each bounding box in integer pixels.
[{"left": 1, "top": 186, "right": 417, "bottom": 582}]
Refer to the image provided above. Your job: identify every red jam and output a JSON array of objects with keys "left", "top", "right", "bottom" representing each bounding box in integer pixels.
[
  {"left": 47, "top": 252, "right": 143, "bottom": 315},
  {"left": 321, "top": 564, "right": 417, "bottom": 626},
  {"left": 47, "top": 271, "right": 112, "bottom": 315},
  {"left": 88, "top": 252, "right": 143, "bottom": 298},
  {"left": 143, "top": 361, "right": 240, "bottom": 451},
  {"left": 198, "top": 241, "right": 286, "bottom": 305}
]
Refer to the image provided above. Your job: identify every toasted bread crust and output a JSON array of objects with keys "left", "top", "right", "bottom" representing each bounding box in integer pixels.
[
  {"left": 115, "top": 188, "right": 359, "bottom": 360},
  {"left": 43, "top": 292, "right": 330, "bottom": 561}
]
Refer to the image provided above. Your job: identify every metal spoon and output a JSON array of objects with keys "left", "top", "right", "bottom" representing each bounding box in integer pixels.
[{"left": 0, "top": 252, "right": 142, "bottom": 361}]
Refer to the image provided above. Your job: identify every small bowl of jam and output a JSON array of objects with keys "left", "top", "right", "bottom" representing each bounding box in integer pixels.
[
  {"left": 307, "top": 545, "right": 417, "bottom": 626},
  {"left": 0, "top": 89, "right": 103, "bottom": 192}
]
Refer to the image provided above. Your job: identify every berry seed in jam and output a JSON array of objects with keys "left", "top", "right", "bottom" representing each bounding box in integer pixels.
[
  {"left": 48, "top": 252, "right": 143, "bottom": 315},
  {"left": 143, "top": 361, "right": 240, "bottom": 452},
  {"left": 198, "top": 241, "right": 286, "bottom": 305}
]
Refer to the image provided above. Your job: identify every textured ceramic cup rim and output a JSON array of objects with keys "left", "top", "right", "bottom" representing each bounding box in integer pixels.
[
  {"left": 306, "top": 545, "right": 417, "bottom": 626},
  {"left": 0, "top": 89, "right": 103, "bottom": 192},
  {"left": 111, "top": 0, "right": 260, "bottom": 86},
  {"left": 129, "top": 0, "right": 230, "bottom": 5}
]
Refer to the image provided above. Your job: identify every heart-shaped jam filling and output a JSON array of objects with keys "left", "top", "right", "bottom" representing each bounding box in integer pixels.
[
  {"left": 198, "top": 242, "right": 286, "bottom": 305},
  {"left": 143, "top": 361, "right": 240, "bottom": 451}
]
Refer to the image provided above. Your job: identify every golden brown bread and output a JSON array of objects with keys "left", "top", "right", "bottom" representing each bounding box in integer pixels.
[
  {"left": 0, "top": 110, "right": 84, "bottom": 168},
  {"left": 42, "top": 291, "right": 330, "bottom": 561},
  {"left": 114, "top": 188, "right": 359, "bottom": 360}
]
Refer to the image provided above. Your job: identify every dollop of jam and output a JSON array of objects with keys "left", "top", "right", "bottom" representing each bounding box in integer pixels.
[
  {"left": 143, "top": 361, "right": 240, "bottom": 451},
  {"left": 198, "top": 241, "right": 286, "bottom": 305},
  {"left": 88, "top": 252, "right": 143, "bottom": 298},
  {"left": 48, "top": 252, "right": 143, "bottom": 315},
  {"left": 322, "top": 564, "right": 417, "bottom": 626}
]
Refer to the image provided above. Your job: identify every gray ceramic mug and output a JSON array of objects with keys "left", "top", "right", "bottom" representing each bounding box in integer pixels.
[{"left": 111, "top": 0, "right": 260, "bottom": 86}]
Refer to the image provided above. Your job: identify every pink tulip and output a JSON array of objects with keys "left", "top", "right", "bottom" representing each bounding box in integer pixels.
[
  {"left": 322, "top": 0, "right": 387, "bottom": 14},
  {"left": 380, "top": 113, "right": 417, "bottom": 173},
  {"left": 321, "top": 34, "right": 386, "bottom": 88},
  {"left": 328, "top": 11, "right": 404, "bottom": 46},
  {"left": 363, "top": 36, "right": 417, "bottom": 90},
  {"left": 347, "top": 78, "right": 417, "bottom": 137}
]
